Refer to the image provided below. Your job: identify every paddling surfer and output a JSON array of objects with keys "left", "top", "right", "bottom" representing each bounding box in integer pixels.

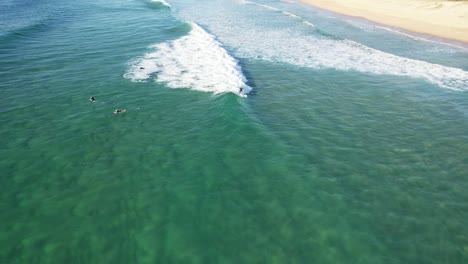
[{"left": 113, "top": 109, "right": 127, "bottom": 114}]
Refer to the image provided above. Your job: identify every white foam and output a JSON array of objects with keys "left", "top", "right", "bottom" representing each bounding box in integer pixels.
[
  {"left": 176, "top": 1, "right": 468, "bottom": 91},
  {"left": 151, "top": 0, "right": 171, "bottom": 8},
  {"left": 124, "top": 22, "right": 250, "bottom": 95},
  {"left": 234, "top": 32, "right": 468, "bottom": 90}
]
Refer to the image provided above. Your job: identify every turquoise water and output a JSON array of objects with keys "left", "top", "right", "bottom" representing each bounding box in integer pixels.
[{"left": 1, "top": 0, "right": 468, "bottom": 263}]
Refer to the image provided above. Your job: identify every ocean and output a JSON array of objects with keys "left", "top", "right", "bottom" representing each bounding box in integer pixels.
[{"left": 1, "top": 0, "right": 468, "bottom": 263}]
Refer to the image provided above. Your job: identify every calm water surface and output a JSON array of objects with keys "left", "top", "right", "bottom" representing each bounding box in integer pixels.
[{"left": 1, "top": 0, "right": 467, "bottom": 263}]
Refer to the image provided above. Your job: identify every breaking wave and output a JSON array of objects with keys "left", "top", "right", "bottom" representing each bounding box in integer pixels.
[{"left": 124, "top": 22, "right": 250, "bottom": 95}]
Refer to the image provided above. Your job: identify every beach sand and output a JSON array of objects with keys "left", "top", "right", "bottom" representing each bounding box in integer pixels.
[{"left": 300, "top": 0, "right": 468, "bottom": 43}]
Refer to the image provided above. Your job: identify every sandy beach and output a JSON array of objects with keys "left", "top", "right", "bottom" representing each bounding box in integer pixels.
[{"left": 300, "top": 0, "right": 468, "bottom": 43}]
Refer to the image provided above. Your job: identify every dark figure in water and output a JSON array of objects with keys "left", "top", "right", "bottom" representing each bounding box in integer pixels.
[
  {"left": 113, "top": 109, "right": 127, "bottom": 114},
  {"left": 140, "top": 67, "right": 145, "bottom": 70},
  {"left": 89, "top": 96, "right": 95, "bottom": 103},
  {"left": 239, "top": 87, "right": 243, "bottom": 94}
]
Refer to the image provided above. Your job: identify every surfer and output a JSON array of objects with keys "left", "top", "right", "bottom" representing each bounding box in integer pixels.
[
  {"left": 239, "top": 87, "right": 243, "bottom": 94},
  {"left": 89, "top": 96, "right": 95, "bottom": 103},
  {"left": 140, "top": 67, "right": 145, "bottom": 70},
  {"left": 113, "top": 109, "right": 127, "bottom": 114}
]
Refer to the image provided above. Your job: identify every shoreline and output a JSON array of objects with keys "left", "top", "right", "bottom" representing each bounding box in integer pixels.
[{"left": 299, "top": 0, "right": 468, "bottom": 44}]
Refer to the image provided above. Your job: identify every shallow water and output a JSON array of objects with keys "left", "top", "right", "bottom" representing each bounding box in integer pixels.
[{"left": 1, "top": 0, "right": 468, "bottom": 263}]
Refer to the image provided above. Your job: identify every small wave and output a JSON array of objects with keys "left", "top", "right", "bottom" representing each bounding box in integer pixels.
[
  {"left": 150, "top": 0, "right": 171, "bottom": 8},
  {"left": 282, "top": 10, "right": 316, "bottom": 28},
  {"left": 245, "top": 1, "right": 315, "bottom": 28},
  {"left": 0, "top": 19, "right": 51, "bottom": 41},
  {"left": 124, "top": 22, "right": 250, "bottom": 95}
]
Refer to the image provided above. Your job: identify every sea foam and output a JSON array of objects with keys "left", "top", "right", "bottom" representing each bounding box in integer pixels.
[
  {"left": 240, "top": 31, "right": 468, "bottom": 91},
  {"left": 124, "top": 22, "right": 250, "bottom": 95}
]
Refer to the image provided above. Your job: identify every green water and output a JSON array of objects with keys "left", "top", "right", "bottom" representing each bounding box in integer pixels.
[{"left": 1, "top": 0, "right": 468, "bottom": 263}]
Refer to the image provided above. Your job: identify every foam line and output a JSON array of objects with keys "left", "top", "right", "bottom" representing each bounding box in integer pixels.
[
  {"left": 374, "top": 26, "right": 467, "bottom": 51},
  {"left": 124, "top": 22, "right": 250, "bottom": 95}
]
